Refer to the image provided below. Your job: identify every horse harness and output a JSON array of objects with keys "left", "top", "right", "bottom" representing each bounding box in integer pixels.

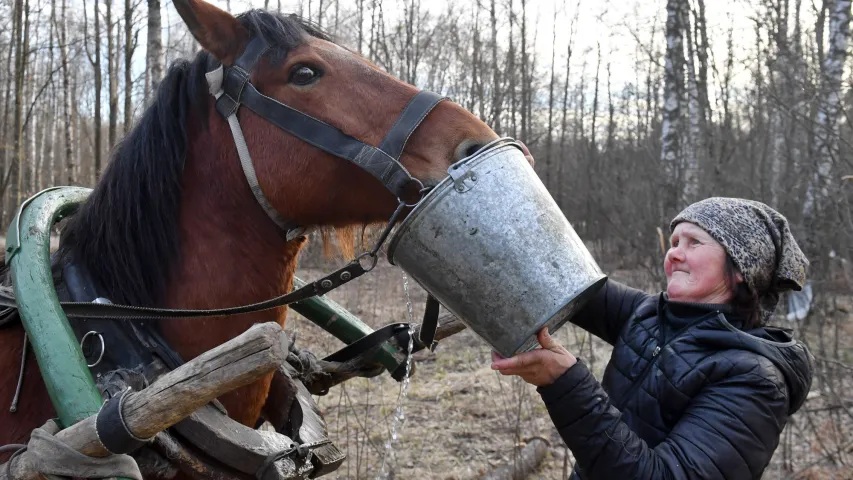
[
  {"left": 1, "top": 34, "right": 445, "bottom": 369},
  {"left": 204, "top": 34, "right": 445, "bottom": 356},
  {"left": 0, "top": 35, "right": 452, "bottom": 480},
  {"left": 206, "top": 36, "right": 445, "bottom": 240}
]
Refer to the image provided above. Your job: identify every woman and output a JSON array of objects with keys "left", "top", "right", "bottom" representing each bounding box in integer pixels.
[{"left": 492, "top": 197, "right": 814, "bottom": 479}]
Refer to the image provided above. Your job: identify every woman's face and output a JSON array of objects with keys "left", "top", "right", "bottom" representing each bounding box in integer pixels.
[{"left": 665, "top": 222, "right": 741, "bottom": 304}]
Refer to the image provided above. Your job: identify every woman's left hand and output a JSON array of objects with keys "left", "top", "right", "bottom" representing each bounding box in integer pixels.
[{"left": 490, "top": 328, "right": 578, "bottom": 387}]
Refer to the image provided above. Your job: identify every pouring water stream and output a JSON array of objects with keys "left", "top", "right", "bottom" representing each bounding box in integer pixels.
[{"left": 377, "top": 271, "right": 416, "bottom": 479}]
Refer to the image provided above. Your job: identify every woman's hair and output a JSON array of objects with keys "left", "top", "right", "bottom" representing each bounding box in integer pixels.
[{"left": 724, "top": 255, "right": 762, "bottom": 328}]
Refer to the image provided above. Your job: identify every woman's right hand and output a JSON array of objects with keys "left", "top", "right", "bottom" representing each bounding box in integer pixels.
[{"left": 490, "top": 328, "right": 577, "bottom": 387}]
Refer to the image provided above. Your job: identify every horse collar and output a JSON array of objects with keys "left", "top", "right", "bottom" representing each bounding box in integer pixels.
[{"left": 205, "top": 36, "right": 445, "bottom": 240}]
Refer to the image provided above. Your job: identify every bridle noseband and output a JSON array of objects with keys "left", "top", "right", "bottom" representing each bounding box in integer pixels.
[{"left": 205, "top": 36, "right": 446, "bottom": 241}]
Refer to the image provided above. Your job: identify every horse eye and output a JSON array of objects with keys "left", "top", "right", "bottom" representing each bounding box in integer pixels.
[{"left": 290, "top": 66, "right": 320, "bottom": 86}]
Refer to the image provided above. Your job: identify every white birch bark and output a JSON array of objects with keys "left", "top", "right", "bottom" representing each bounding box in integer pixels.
[
  {"left": 684, "top": 3, "right": 699, "bottom": 202},
  {"left": 146, "top": 0, "right": 163, "bottom": 103},
  {"left": 661, "top": 0, "right": 685, "bottom": 209},
  {"left": 806, "top": 0, "right": 852, "bottom": 214}
]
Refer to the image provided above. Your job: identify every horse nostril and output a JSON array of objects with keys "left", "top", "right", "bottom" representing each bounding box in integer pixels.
[
  {"left": 466, "top": 143, "right": 484, "bottom": 157},
  {"left": 455, "top": 140, "right": 486, "bottom": 162}
]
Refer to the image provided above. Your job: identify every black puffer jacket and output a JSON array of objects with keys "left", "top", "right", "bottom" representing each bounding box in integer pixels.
[{"left": 538, "top": 280, "right": 814, "bottom": 479}]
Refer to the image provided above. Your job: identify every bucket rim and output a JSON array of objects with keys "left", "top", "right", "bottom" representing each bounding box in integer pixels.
[
  {"left": 386, "top": 139, "right": 527, "bottom": 265},
  {"left": 505, "top": 274, "right": 608, "bottom": 357}
]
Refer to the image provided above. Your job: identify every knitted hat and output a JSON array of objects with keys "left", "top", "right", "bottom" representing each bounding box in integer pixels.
[{"left": 671, "top": 197, "right": 809, "bottom": 315}]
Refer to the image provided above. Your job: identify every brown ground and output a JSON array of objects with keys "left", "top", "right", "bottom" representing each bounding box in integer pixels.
[{"left": 286, "top": 249, "right": 853, "bottom": 480}]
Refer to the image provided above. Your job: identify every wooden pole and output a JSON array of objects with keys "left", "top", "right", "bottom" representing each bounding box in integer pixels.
[{"left": 1, "top": 322, "right": 289, "bottom": 480}]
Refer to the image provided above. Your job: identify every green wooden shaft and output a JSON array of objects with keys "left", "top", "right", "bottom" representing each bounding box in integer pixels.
[
  {"left": 290, "top": 277, "right": 405, "bottom": 374},
  {"left": 6, "top": 187, "right": 103, "bottom": 428},
  {"left": 4, "top": 186, "right": 405, "bottom": 437}
]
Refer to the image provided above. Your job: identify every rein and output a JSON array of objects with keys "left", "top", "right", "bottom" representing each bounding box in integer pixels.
[{"left": 2, "top": 196, "right": 438, "bottom": 369}]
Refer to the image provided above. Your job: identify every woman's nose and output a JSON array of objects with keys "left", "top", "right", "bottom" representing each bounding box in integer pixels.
[{"left": 667, "top": 246, "right": 684, "bottom": 262}]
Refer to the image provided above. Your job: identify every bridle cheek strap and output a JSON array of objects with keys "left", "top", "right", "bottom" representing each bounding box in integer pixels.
[
  {"left": 206, "top": 65, "right": 307, "bottom": 241},
  {"left": 205, "top": 36, "right": 446, "bottom": 239}
]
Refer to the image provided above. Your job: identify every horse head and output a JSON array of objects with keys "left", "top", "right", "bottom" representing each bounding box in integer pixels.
[{"left": 175, "top": 0, "right": 498, "bottom": 232}]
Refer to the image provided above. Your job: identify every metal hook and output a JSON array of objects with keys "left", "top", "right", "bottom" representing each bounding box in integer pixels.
[{"left": 80, "top": 331, "right": 106, "bottom": 368}]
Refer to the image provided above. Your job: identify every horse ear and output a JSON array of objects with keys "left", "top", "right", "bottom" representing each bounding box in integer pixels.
[{"left": 173, "top": 0, "right": 250, "bottom": 64}]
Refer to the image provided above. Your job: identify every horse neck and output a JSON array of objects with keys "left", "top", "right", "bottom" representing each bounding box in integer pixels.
[{"left": 158, "top": 119, "right": 306, "bottom": 361}]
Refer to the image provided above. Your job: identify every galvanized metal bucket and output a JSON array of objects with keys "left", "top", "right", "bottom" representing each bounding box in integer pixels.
[{"left": 387, "top": 139, "right": 606, "bottom": 358}]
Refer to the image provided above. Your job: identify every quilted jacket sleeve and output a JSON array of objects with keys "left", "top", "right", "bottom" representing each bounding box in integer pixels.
[
  {"left": 538, "top": 360, "right": 788, "bottom": 479},
  {"left": 569, "top": 280, "right": 653, "bottom": 345}
]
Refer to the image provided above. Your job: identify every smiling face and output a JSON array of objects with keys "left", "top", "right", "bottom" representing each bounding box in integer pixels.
[{"left": 665, "top": 222, "right": 742, "bottom": 304}]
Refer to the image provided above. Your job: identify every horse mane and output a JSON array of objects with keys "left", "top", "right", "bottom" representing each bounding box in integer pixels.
[{"left": 57, "top": 11, "right": 334, "bottom": 306}]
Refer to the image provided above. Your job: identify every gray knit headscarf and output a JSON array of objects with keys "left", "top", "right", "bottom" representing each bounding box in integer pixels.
[{"left": 670, "top": 197, "right": 809, "bottom": 317}]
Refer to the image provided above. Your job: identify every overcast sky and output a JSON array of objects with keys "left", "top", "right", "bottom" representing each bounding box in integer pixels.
[{"left": 158, "top": 0, "right": 819, "bottom": 93}]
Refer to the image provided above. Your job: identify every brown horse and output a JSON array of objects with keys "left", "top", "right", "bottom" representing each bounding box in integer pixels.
[{"left": 0, "top": 0, "right": 496, "bottom": 468}]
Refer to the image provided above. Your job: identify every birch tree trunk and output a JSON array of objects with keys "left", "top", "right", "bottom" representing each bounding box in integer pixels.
[
  {"left": 683, "top": 1, "right": 699, "bottom": 202},
  {"left": 806, "top": 0, "right": 852, "bottom": 214},
  {"left": 146, "top": 0, "right": 163, "bottom": 102},
  {"left": 661, "top": 0, "right": 685, "bottom": 211}
]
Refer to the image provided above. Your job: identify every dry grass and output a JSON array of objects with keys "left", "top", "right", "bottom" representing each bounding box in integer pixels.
[{"left": 287, "top": 246, "right": 853, "bottom": 480}]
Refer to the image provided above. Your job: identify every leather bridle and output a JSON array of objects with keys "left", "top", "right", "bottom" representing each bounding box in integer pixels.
[
  {"left": 205, "top": 35, "right": 446, "bottom": 241},
  {"left": 0, "top": 36, "right": 448, "bottom": 376}
]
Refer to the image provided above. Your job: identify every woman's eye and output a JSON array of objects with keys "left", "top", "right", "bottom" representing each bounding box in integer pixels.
[{"left": 290, "top": 66, "right": 320, "bottom": 85}]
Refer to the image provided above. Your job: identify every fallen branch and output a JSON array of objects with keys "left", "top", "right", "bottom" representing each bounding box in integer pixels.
[
  {"left": 2, "top": 322, "right": 288, "bottom": 480},
  {"left": 479, "top": 437, "right": 550, "bottom": 480}
]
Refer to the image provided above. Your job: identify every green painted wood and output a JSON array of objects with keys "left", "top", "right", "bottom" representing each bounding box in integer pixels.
[
  {"left": 5, "top": 187, "right": 102, "bottom": 428},
  {"left": 290, "top": 277, "right": 405, "bottom": 374},
  {"left": 4, "top": 186, "right": 405, "bottom": 435}
]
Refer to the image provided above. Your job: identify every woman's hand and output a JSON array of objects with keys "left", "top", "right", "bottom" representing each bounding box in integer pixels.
[{"left": 490, "top": 328, "right": 578, "bottom": 387}]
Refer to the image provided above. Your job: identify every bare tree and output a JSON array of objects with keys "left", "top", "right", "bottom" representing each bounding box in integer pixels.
[
  {"left": 145, "top": 0, "right": 162, "bottom": 102},
  {"left": 507, "top": 0, "right": 516, "bottom": 137},
  {"left": 661, "top": 0, "right": 686, "bottom": 211},
  {"left": 490, "top": 0, "right": 501, "bottom": 133},
  {"left": 0, "top": 0, "right": 18, "bottom": 215},
  {"left": 520, "top": 0, "right": 529, "bottom": 142},
  {"left": 106, "top": 0, "right": 118, "bottom": 150},
  {"left": 545, "top": 0, "right": 558, "bottom": 190},
  {"left": 10, "top": 0, "right": 28, "bottom": 207},
  {"left": 806, "top": 0, "right": 852, "bottom": 213},
  {"left": 83, "top": 0, "right": 102, "bottom": 179},
  {"left": 124, "top": 0, "right": 136, "bottom": 132},
  {"left": 60, "top": 0, "right": 74, "bottom": 184}
]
